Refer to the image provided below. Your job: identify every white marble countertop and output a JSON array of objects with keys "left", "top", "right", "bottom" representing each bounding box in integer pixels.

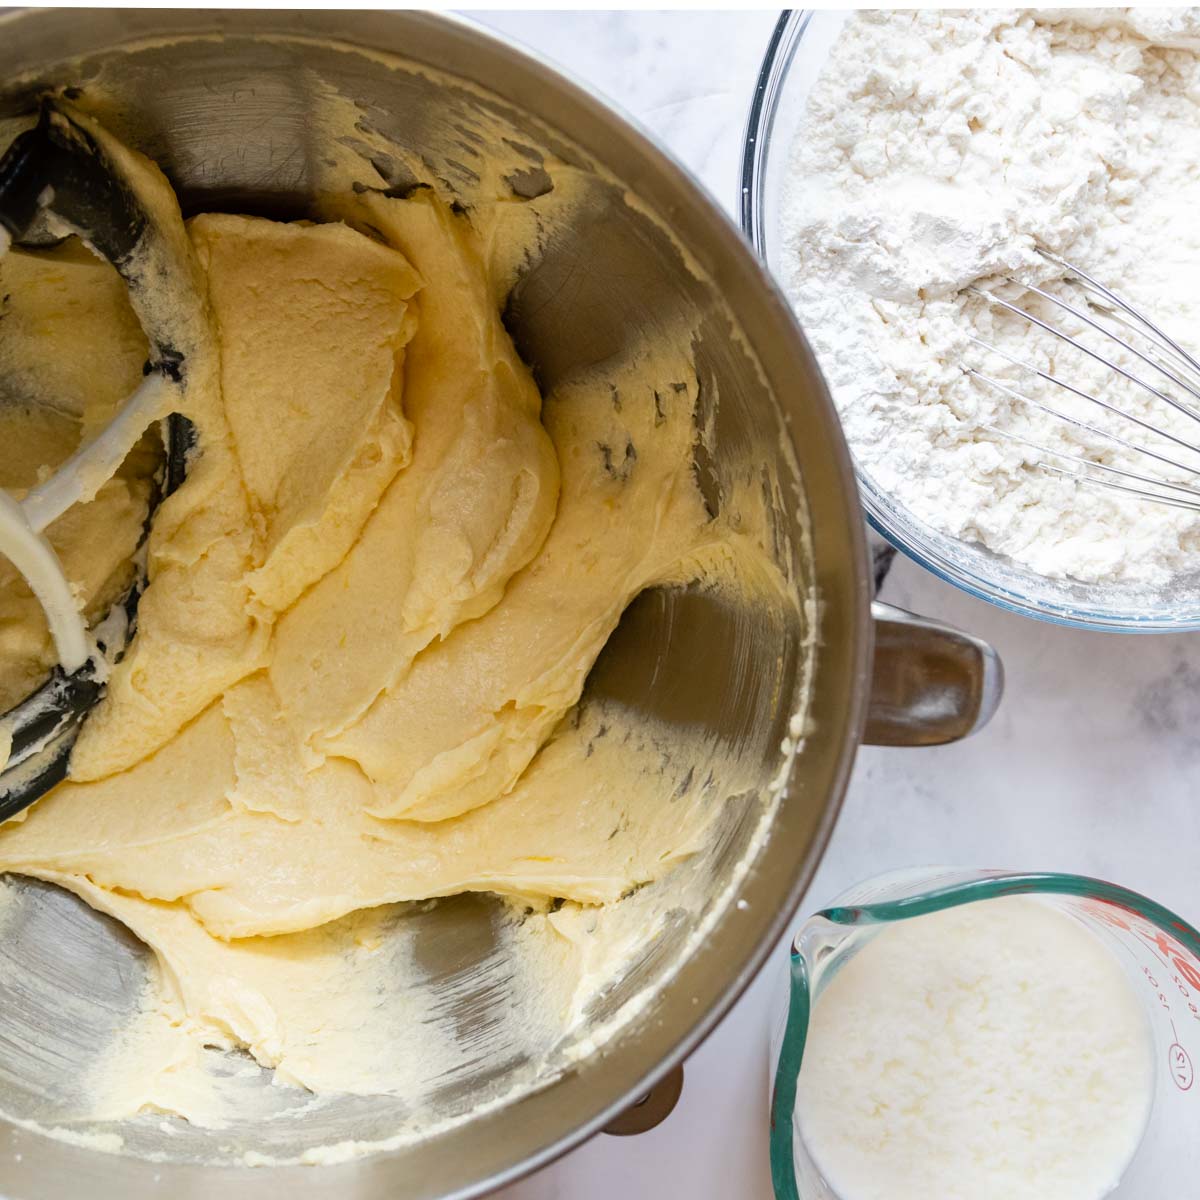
[{"left": 468, "top": 11, "right": 1200, "bottom": 1199}]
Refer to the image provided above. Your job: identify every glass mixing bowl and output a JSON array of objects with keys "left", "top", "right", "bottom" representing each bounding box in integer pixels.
[{"left": 740, "top": 10, "right": 1200, "bottom": 632}]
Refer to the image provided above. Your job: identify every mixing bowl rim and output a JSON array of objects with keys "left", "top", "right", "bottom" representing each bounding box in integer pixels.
[
  {"left": 0, "top": 8, "right": 874, "bottom": 1197},
  {"left": 739, "top": 7, "right": 1200, "bottom": 634}
]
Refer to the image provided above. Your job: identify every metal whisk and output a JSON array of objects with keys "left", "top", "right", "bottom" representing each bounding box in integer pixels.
[{"left": 966, "top": 249, "right": 1200, "bottom": 513}]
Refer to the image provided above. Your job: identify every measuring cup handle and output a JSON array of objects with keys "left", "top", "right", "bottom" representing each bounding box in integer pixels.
[{"left": 864, "top": 601, "right": 1003, "bottom": 746}]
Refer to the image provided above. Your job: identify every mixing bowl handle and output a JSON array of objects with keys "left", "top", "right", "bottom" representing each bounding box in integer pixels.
[{"left": 864, "top": 601, "right": 1003, "bottom": 746}]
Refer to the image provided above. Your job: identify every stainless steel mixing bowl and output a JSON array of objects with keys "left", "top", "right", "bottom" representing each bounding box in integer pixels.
[{"left": 0, "top": 11, "right": 1001, "bottom": 1198}]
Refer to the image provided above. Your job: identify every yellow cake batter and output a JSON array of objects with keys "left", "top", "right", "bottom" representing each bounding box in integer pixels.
[{"left": 0, "top": 111, "right": 791, "bottom": 1140}]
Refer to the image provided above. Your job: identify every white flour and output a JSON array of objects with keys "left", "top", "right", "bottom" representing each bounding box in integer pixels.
[{"left": 782, "top": 9, "right": 1200, "bottom": 587}]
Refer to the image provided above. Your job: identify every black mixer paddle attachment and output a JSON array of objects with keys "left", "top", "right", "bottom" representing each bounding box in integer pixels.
[{"left": 0, "top": 97, "right": 196, "bottom": 817}]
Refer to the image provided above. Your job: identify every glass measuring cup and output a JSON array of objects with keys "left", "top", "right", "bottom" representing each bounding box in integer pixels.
[{"left": 769, "top": 868, "right": 1200, "bottom": 1200}]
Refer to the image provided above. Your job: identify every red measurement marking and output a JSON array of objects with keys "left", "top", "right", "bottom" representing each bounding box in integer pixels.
[
  {"left": 1083, "top": 901, "right": 1200, "bottom": 992},
  {"left": 1169, "top": 1043, "right": 1194, "bottom": 1092}
]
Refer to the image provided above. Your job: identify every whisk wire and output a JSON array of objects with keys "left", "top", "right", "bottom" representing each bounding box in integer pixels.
[
  {"left": 1038, "top": 249, "right": 1200, "bottom": 381},
  {"left": 1038, "top": 462, "right": 1200, "bottom": 512},
  {"left": 967, "top": 257, "right": 1200, "bottom": 513},
  {"left": 1087, "top": 302, "right": 1200, "bottom": 394},
  {"left": 967, "top": 341, "right": 1200, "bottom": 466},
  {"left": 985, "top": 425, "right": 1200, "bottom": 509},
  {"left": 1005, "top": 278, "right": 1200, "bottom": 413},
  {"left": 969, "top": 286, "right": 1200, "bottom": 429}
]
